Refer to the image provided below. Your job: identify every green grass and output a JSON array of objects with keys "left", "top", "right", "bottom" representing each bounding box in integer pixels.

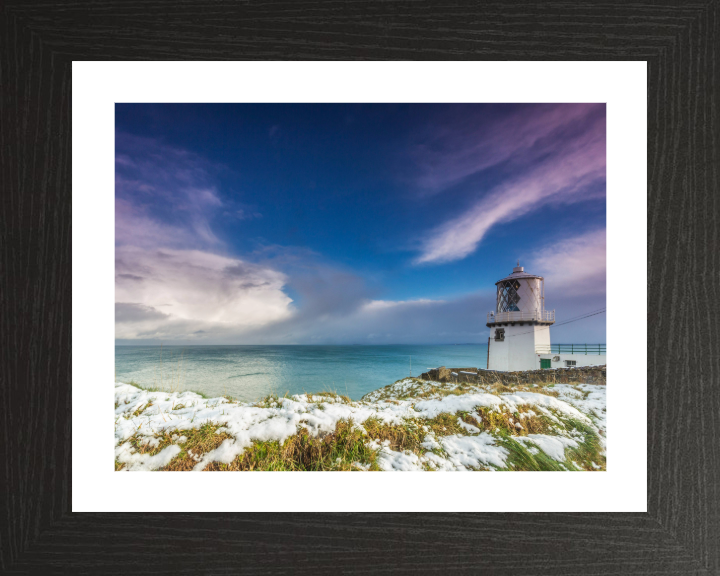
[
  {"left": 494, "top": 432, "right": 567, "bottom": 471},
  {"left": 363, "top": 417, "right": 427, "bottom": 454},
  {"left": 204, "top": 419, "right": 380, "bottom": 471},
  {"left": 117, "top": 377, "right": 606, "bottom": 472},
  {"left": 157, "top": 422, "right": 234, "bottom": 470},
  {"left": 490, "top": 411, "right": 606, "bottom": 471},
  {"left": 556, "top": 417, "right": 606, "bottom": 471}
]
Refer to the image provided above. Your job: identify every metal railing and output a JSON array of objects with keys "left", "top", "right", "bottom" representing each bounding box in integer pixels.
[
  {"left": 487, "top": 310, "right": 555, "bottom": 324},
  {"left": 535, "top": 344, "right": 606, "bottom": 355}
]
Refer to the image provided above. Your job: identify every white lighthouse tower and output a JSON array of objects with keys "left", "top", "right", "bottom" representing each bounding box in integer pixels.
[{"left": 487, "top": 263, "right": 555, "bottom": 371}]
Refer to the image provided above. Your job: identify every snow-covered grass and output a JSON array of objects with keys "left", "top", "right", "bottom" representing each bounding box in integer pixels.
[{"left": 114, "top": 376, "right": 606, "bottom": 472}]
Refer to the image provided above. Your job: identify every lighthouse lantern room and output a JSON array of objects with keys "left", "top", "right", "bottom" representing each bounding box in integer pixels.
[{"left": 487, "top": 263, "right": 555, "bottom": 371}]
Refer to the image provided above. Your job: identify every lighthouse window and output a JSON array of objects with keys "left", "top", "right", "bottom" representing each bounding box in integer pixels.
[
  {"left": 497, "top": 280, "right": 521, "bottom": 312},
  {"left": 495, "top": 328, "right": 505, "bottom": 341}
]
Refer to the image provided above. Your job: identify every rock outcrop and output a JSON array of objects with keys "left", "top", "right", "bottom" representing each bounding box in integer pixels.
[{"left": 419, "top": 365, "right": 606, "bottom": 385}]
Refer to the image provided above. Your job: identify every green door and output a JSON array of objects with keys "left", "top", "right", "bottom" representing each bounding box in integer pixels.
[{"left": 540, "top": 359, "right": 551, "bottom": 369}]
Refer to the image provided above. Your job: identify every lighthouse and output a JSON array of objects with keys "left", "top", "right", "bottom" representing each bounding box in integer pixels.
[{"left": 486, "top": 263, "right": 555, "bottom": 371}]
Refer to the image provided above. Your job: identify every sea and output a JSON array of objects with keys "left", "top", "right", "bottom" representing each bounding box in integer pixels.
[{"left": 115, "top": 344, "right": 489, "bottom": 402}]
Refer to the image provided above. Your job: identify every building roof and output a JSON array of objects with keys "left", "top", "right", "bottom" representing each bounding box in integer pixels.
[{"left": 495, "top": 265, "right": 543, "bottom": 285}]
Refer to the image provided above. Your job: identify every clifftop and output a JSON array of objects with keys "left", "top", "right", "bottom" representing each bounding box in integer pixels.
[{"left": 114, "top": 372, "right": 607, "bottom": 472}]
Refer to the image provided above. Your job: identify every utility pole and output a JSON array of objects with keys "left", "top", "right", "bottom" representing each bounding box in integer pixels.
[{"left": 410, "top": 356, "right": 412, "bottom": 377}]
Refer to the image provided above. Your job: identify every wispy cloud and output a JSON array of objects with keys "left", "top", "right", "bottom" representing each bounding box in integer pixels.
[
  {"left": 528, "top": 228, "right": 606, "bottom": 298},
  {"left": 413, "top": 104, "right": 605, "bottom": 265},
  {"left": 115, "top": 134, "right": 234, "bottom": 249},
  {"left": 115, "top": 197, "right": 200, "bottom": 249},
  {"left": 411, "top": 104, "right": 599, "bottom": 194}
]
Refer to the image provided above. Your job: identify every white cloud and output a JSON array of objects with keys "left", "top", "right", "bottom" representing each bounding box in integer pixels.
[
  {"left": 115, "top": 247, "right": 293, "bottom": 339},
  {"left": 115, "top": 137, "right": 296, "bottom": 341},
  {"left": 362, "top": 298, "right": 444, "bottom": 311}
]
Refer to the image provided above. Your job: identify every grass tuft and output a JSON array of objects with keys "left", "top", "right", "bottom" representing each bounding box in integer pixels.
[
  {"left": 204, "top": 419, "right": 379, "bottom": 471},
  {"left": 363, "top": 417, "right": 426, "bottom": 454}
]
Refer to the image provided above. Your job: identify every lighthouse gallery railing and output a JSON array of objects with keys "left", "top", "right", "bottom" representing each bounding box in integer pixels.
[{"left": 487, "top": 310, "right": 555, "bottom": 324}]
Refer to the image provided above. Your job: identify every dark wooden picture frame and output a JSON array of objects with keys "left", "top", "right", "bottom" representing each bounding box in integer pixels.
[{"left": 2, "top": 2, "right": 718, "bottom": 574}]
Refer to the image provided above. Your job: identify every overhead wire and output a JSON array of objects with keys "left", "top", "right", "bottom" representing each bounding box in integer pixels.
[{"left": 498, "top": 307, "right": 606, "bottom": 338}]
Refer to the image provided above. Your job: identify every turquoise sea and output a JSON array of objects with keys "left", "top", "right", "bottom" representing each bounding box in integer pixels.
[{"left": 115, "top": 344, "right": 489, "bottom": 402}]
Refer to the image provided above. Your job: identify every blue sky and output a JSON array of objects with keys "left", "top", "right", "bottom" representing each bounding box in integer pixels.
[{"left": 115, "top": 103, "right": 606, "bottom": 344}]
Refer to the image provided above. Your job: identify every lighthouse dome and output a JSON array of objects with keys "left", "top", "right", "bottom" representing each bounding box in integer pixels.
[{"left": 494, "top": 263, "right": 545, "bottom": 316}]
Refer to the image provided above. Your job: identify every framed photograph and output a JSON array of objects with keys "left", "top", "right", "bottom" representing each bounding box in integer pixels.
[
  {"left": 110, "top": 100, "right": 610, "bottom": 477},
  {"left": 4, "top": 3, "right": 718, "bottom": 574},
  {"left": 74, "top": 64, "right": 640, "bottom": 514}
]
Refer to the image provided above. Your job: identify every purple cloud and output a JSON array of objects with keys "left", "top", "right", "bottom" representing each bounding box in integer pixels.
[{"left": 413, "top": 104, "right": 605, "bottom": 264}]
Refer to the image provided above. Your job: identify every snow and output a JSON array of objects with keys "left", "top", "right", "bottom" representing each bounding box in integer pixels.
[
  {"left": 517, "top": 434, "right": 579, "bottom": 461},
  {"left": 414, "top": 393, "right": 504, "bottom": 418},
  {"left": 457, "top": 418, "right": 481, "bottom": 434},
  {"left": 377, "top": 448, "right": 421, "bottom": 471},
  {"left": 440, "top": 434, "right": 509, "bottom": 470},
  {"left": 114, "top": 377, "right": 606, "bottom": 472},
  {"left": 421, "top": 434, "right": 442, "bottom": 451},
  {"left": 191, "top": 438, "right": 246, "bottom": 471},
  {"left": 116, "top": 443, "right": 181, "bottom": 471}
]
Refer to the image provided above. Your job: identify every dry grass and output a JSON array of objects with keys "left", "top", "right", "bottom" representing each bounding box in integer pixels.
[
  {"left": 468, "top": 405, "right": 556, "bottom": 437},
  {"left": 410, "top": 384, "right": 475, "bottom": 401},
  {"left": 123, "top": 422, "right": 233, "bottom": 472},
  {"left": 313, "top": 391, "right": 353, "bottom": 404},
  {"left": 205, "top": 419, "right": 379, "bottom": 471},
  {"left": 512, "top": 383, "right": 560, "bottom": 397},
  {"left": 130, "top": 401, "right": 153, "bottom": 418},
  {"left": 360, "top": 413, "right": 480, "bottom": 459},
  {"left": 142, "top": 423, "right": 235, "bottom": 471},
  {"left": 363, "top": 417, "right": 426, "bottom": 454},
  {"left": 489, "top": 383, "right": 514, "bottom": 394},
  {"left": 127, "top": 430, "right": 172, "bottom": 456},
  {"left": 570, "top": 385, "right": 593, "bottom": 400},
  {"left": 425, "top": 413, "right": 466, "bottom": 437},
  {"left": 362, "top": 378, "right": 436, "bottom": 402},
  {"left": 252, "top": 392, "right": 291, "bottom": 408},
  {"left": 362, "top": 376, "right": 571, "bottom": 404}
]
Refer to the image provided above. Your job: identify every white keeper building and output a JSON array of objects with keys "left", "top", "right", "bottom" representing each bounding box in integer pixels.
[{"left": 486, "top": 264, "right": 606, "bottom": 371}]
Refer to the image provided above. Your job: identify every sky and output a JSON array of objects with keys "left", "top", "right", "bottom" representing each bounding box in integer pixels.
[{"left": 115, "top": 103, "right": 606, "bottom": 345}]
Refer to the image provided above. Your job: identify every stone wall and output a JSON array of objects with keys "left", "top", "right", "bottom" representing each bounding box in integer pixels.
[{"left": 419, "top": 365, "right": 606, "bottom": 386}]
